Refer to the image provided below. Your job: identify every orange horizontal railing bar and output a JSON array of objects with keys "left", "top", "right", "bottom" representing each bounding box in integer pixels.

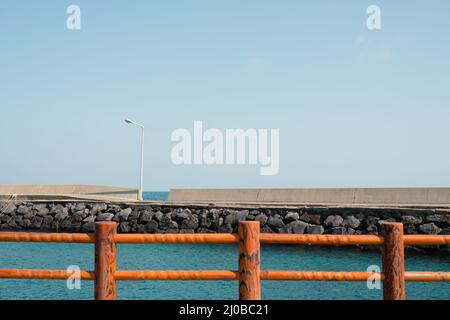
[
  {"left": 261, "top": 270, "right": 376, "bottom": 281},
  {"left": 0, "top": 232, "right": 94, "bottom": 243},
  {"left": 0, "top": 232, "right": 449, "bottom": 246},
  {"left": 114, "top": 270, "right": 239, "bottom": 280},
  {"left": 403, "top": 235, "right": 450, "bottom": 245},
  {"left": 259, "top": 234, "right": 384, "bottom": 245},
  {"left": 261, "top": 271, "right": 450, "bottom": 282},
  {"left": 0, "top": 269, "right": 95, "bottom": 280},
  {"left": 115, "top": 233, "right": 239, "bottom": 244},
  {"left": 404, "top": 272, "right": 450, "bottom": 282},
  {"left": 1, "top": 268, "right": 449, "bottom": 282}
]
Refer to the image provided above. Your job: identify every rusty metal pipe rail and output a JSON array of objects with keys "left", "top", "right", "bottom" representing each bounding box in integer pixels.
[
  {"left": 0, "top": 221, "right": 449, "bottom": 300},
  {"left": 1, "top": 232, "right": 449, "bottom": 246},
  {"left": 1, "top": 269, "right": 450, "bottom": 282}
]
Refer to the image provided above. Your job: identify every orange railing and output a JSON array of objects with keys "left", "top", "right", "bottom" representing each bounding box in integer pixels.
[{"left": 0, "top": 221, "right": 449, "bottom": 300}]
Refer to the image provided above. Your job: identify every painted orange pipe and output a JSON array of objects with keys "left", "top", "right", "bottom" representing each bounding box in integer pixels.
[
  {"left": 1, "top": 268, "right": 449, "bottom": 282},
  {"left": 0, "top": 232, "right": 449, "bottom": 246},
  {"left": 262, "top": 271, "right": 377, "bottom": 281},
  {"left": 0, "top": 269, "right": 95, "bottom": 280},
  {"left": 114, "top": 270, "right": 239, "bottom": 281},
  {"left": 404, "top": 235, "right": 450, "bottom": 245},
  {"left": 259, "top": 234, "right": 383, "bottom": 245},
  {"left": 0, "top": 232, "right": 94, "bottom": 243},
  {"left": 405, "top": 272, "right": 450, "bottom": 282},
  {"left": 261, "top": 271, "right": 450, "bottom": 282},
  {"left": 115, "top": 233, "right": 239, "bottom": 244}
]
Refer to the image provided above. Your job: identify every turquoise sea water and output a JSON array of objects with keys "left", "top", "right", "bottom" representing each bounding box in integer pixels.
[
  {"left": 0, "top": 192, "right": 448, "bottom": 300},
  {"left": 143, "top": 191, "right": 169, "bottom": 201}
]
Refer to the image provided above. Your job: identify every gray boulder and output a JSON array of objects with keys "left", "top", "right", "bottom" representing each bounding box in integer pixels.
[
  {"left": 1, "top": 203, "right": 16, "bottom": 214},
  {"left": 30, "top": 216, "right": 44, "bottom": 229},
  {"left": 117, "top": 208, "right": 132, "bottom": 221},
  {"left": 90, "top": 203, "right": 107, "bottom": 214},
  {"left": 145, "top": 220, "right": 159, "bottom": 233},
  {"left": 51, "top": 205, "right": 67, "bottom": 216},
  {"left": 267, "top": 216, "right": 284, "bottom": 229},
  {"left": 138, "top": 210, "right": 153, "bottom": 223},
  {"left": 255, "top": 214, "right": 268, "bottom": 226},
  {"left": 285, "top": 212, "right": 300, "bottom": 222},
  {"left": 343, "top": 216, "right": 360, "bottom": 228},
  {"left": 285, "top": 221, "right": 308, "bottom": 234},
  {"left": 419, "top": 223, "right": 442, "bottom": 235},
  {"left": 218, "top": 224, "right": 233, "bottom": 233},
  {"left": 35, "top": 205, "right": 50, "bottom": 216},
  {"left": 426, "top": 215, "right": 450, "bottom": 224},
  {"left": 299, "top": 213, "right": 321, "bottom": 225},
  {"left": 96, "top": 213, "right": 114, "bottom": 221},
  {"left": 16, "top": 205, "right": 30, "bottom": 215},
  {"left": 305, "top": 225, "right": 324, "bottom": 234},
  {"left": 82, "top": 215, "right": 95, "bottom": 223},
  {"left": 329, "top": 227, "right": 347, "bottom": 235},
  {"left": 172, "top": 209, "right": 191, "bottom": 222},
  {"left": 43, "top": 215, "right": 54, "bottom": 225},
  {"left": 153, "top": 211, "right": 164, "bottom": 222},
  {"left": 54, "top": 211, "right": 69, "bottom": 221},
  {"left": 401, "top": 215, "right": 423, "bottom": 225},
  {"left": 236, "top": 210, "right": 249, "bottom": 222},
  {"left": 324, "top": 215, "right": 344, "bottom": 228}
]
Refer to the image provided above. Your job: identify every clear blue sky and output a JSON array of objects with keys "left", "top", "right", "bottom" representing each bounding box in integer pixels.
[{"left": 1, "top": 1, "right": 450, "bottom": 191}]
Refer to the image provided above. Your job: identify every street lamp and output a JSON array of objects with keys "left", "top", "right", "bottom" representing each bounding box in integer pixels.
[{"left": 124, "top": 118, "right": 144, "bottom": 201}]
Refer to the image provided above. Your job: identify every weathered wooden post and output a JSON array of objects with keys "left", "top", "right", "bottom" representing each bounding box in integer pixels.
[
  {"left": 238, "top": 221, "right": 261, "bottom": 300},
  {"left": 94, "top": 221, "right": 117, "bottom": 300},
  {"left": 381, "top": 222, "right": 406, "bottom": 300}
]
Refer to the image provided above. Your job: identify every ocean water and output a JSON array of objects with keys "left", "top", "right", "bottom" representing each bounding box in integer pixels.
[
  {"left": 0, "top": 192, "right": 448, "bottom": 300},
  {"left": 143, "top": 191, "right": 169, "bottom": 201}
]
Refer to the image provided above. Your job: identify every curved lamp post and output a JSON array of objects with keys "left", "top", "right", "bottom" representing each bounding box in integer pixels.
[{"left": 124, "top": 118, "right": 144, "bottom": 201}]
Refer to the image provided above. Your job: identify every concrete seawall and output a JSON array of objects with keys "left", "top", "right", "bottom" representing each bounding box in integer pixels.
[
  {"left": 1, "top": 201, "right": 449, "bottom": 253},
  {"left": 169, "top": 188, "right": 450, "bottom": 207},
  {"left": 0, "top": 185, "right": 140, "bottom": 201}
]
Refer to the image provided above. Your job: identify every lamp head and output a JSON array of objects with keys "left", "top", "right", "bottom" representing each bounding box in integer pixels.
[{"left": 125, "top": 118, "right": 133, "bottom": 124}]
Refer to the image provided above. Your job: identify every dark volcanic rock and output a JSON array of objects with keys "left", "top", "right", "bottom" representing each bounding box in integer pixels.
[
  {"left": 284, "top": 221, "right": 308, "bottom": 234},
  {"left": 324, "top": 215, "right": 343, "bottom": 228},
  {"left": 305, "top": 225, "right": 324, "bottom": 234},
  {"left": 145, "top": 220, "right": 159, "bottom": 233},
  {"left": 285, "top": 212, "right": 300, "bottom": 222},
  {"left": 16, "top": 205, "right": 30, "bottom": 215},
  {"left": 30, "top": 216, "right": 43, "bottom": 229},
  {"left": 426, "top": 214, "right": 450, "bottom": 225},
  {"left": 138, "top": 210, "right": 153, "bottom": 223},
  {"left": 419, "top": 223, "right": 442, "bottom": 235},
  {"left": 342, "top": 216, "right": 360, "bottom": 228},
  {"left": 401, "top": 215, "right": 423, "bottom": 225},
  {"left": 181, "top": 215, "right": 199, "bottom": 229},
  {"left": 117, "top": 208, "right": 132, "bottom": 221},
  {"left": 96, "top": 213, "right": 114, "bottom": 221},
  {"left": 1, "top": 204, "right": 16, "bottom": 214},
  {"left": 255, "top": 214, "right": 268, "bottom": 226},
  {"left": 299, "top": 213, "right": 321, "bottom": 225},
  {"left": 267, "top": 216, "right": 284, "bottom": 229},
  {"left": 328, "top": 227, "right": 347, "bottom": 235}
]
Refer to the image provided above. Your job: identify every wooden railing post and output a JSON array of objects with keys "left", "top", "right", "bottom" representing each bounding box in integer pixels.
[
  {"left": 94, "top": 221, "right": 117, "bottom": 300},
  {"left": 238, "top": 221, "right": 261, "bottom": 300},
  {"left": 381, "top": 222, "right": 405, "bottom": 300}
]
